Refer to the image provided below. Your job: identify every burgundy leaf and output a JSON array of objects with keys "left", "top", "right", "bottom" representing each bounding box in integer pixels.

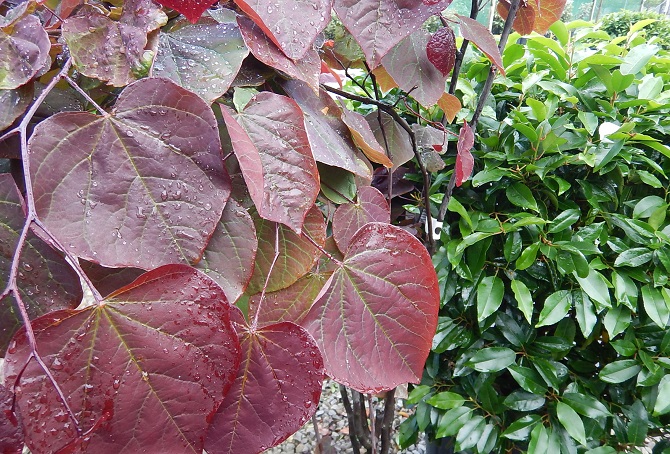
[
  {"left": 340, "top": 106, "right": 393, "bottom": 168},
  {"left": 237, "top": 16, "right": 320, "bottom": 94},
  {"left": 302, "top": 223, "right": 439, "bottom": 393},
  {"left": 28, "top": 78, "right": 231, "bottom": 269},
  {"left": 153, "top": 0, "right": 218, "bottom": 23},
  {"left": 3, "top": 265, "right": 241, "bottom": 454},
  {"left": 247, "top": 205, "right": 326, "bottom": 295},
  {"left": 281, "top": 80, "right": 371, "bottom": 178},
  {"left": 0, "top": 174, "right": 82, "bottom": 354},
  {"left": 334, "top": 0, "right": 453, "bottom": 68},
  {"left": 497, "top": 0, "right": 535, "bottom": 36},
  {"left": 0, "top": 83, "right": 33, "bottom": 130},
  {"left": 121, "top": 0, "right": 168, "bottom": 33},
  {"left": 413, "top": 123, "right": 446, "bottom": 154},
  {"left": 249, "top": 271, "right": 331, "bottom": 327},
  {"left": 457, "top": 15, "right": 505, "bottom": 76},
  {"left": 333, "top": 186, "right": 390, "bottom": 252},
  {"left": 381, "top": 28, "right": 449, "bottom": 108},
  {"left": 455, "top": 121, "right": 474, "bottom": 187},
  {"left": 205, "top": 309, "right": 324, "bottom": 454},
  {"left": 220, "top": 92, "right": 319, "bottom": 233},
  {"left": 233, "top": 0, "right": 332, "bottom": 60},
  {"left": 366, "top": 111, "right": 414, "bottom": 170},
  {"left": 196, "top": 199, "right": 258, "bottom": 304},
  {"left": 153, "top": 12, "right": 249, "bottom": 103},
  {"left": 79, "top": 260, "right": 145, "bottom": 297},
  {"left": 426, "top": 26, "right": 456, "bottom": 77},
  {"left": 62, "top": 6, "right": 166, "bottom": 86},
  {"left": 0, "top": 14, "right": 51, "bottom": 90},
  {"left": 0, "top": 384, "right": 23, "bottom": 454}
]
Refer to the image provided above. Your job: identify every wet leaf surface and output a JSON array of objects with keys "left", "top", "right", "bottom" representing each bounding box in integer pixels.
[
  {"left": 2, "top": 265, "right": 241, "bottom": 454},
  {"left": 0, "top": 384, "right": 23, "bottom": 454},
  {"left": 196, "top": 199, "right": 258, "bottom": 304},
  {"left": 333, "top": 0, "right": 453, "bottom": 68},
  {"left": 28, "top": 78, "right": 231, "bottom": 269},
  {"left": 0, "top": 83, "right": 33, "bottom": 130},
  {"left": 233, "top": 0, "right": 331, "bottom": 60},
  {"left": 366, "top": 111, "right": 414, "bottom": 170},
  {"left": 340, "top": 106, "right": 393, "bottom": 168},
  {"left": 79, "top": 261, "right": 145, "bottom": 297},
  {"left": 426, "top": 26, "right": 456, "bottom": 77},
  {"left": 220, "top": 92, "right": 319, "bottom": 233},
  {"left": 0, "top": 174, "right": 82, "bottom": 354},
  {"left": 153, "top": 0, "right": 218, "bottom": 23},
  {"left": 247, "top": 205, "right": 325, "bottom": 294},
  {"left": 0, "top": 14, "right": 51, "bottom": 90},
  {"left": 153, "top": 12, "right": 249, "bottom": 103},
  {"left": 302, "top": 223, "right": 439, "bottom": 393},
  {"left": 333, "top": 186, "right": 390, "bottom": 252},
  {"left": 205, "top": 309, "right": 324, "bottom": 454}
]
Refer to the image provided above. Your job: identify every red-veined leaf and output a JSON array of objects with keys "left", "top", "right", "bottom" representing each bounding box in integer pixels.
[
  {"left": 0, "top": 83, "right": 33, "bottom": 130},
  {"left": 0, "top": 174, "right": 82, "bottom": 354},
  {"left": 426, "top": 26, "right": 457, "bottom": 77},
  {"left": 333, "top": 186, "right": 390, "bottom": 252},
  {"left": 205, "top": 309, "right": 323, "bottom": 454},
  {"left": 153, "top": 0, "right": 218, "bottom": 23},
  {"left": 281, "top": 80, "right": 371, "bottom": 178},
  {"left": 366, "top": 111, "right": 414, "bottom": 170},
  {"left": 437, "top": 92, "right": 461, "bottom": 123},
  {"left": 340, "top": 105, "right": 393, "bottom": 168},
  {"left": 153, "top": 12, "right": 249, "bottom": 103},
  {"left": 0, "top": 14, "right": 51, "bottom": 90},
  {"left": 0, "top": 384, "right": 23, "bottom": 454},
  {"left": 58, "top": 0, "right": 84, "bottom": 20},
  {"left": 237, "top": 16, "right": 320, "bottom": 94},
  {"left": 28, "top": 78, "right": 231, "bottom": 269},
  {"left": 457, "top": 15, "right": 505, "bottom": 76},
  {"left": 233, "top": 0, "right": 331, "bottom": 60},
  {"left": 62, "top": 6, "right": 167, "bottom": 86},
  {"left": 531, "top": 0, "right": 567, "bottom": 34},
  {"left": 302, "top": 223, "right": 439, "bottom": 393},
  {"left": 249, "top": 271, "right": 331, "bottom": 327},
  {"left": 497, "top": 0, "right": 535, "bottom": 36},
  {"left": 2, "top": 265, "right": 241, "bottom": 454},
  {"left": 196, "top": 199, "right": 258, "bottom": 304},
  {"left": 220, "top": 92, "right": 319, "bottom": 233},
  {"left": 79, "top": 261, "right": 145, "bottom": 297},
  {"left": 455, "top": 120, "right": 474, "bottom": 187},
  {"left": 334, "top": 0, "right": 453, "bottom": 68},
  {"left": 247, "top": 205, "right": 326, "bottom": 294},
  {"left": 382, "top": 28, "right": 449, "bottom": 108}
]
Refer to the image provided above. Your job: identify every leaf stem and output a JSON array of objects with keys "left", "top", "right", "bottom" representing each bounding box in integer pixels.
[
  {"left": 251, "top": 222, "right": 281, "bottom": 330},
  {"left": 64, "top": 75, "right": 109, "bottom": 116}
]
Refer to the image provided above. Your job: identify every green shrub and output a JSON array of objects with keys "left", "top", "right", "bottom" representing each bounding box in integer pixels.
[
  {"left": 601, "top": 9, "right": 670, "bottom": 49},
  {"left": 399, "top": 20, "right": 670, "bottom": 453}
]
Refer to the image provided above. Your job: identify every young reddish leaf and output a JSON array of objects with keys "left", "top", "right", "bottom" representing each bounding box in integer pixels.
[
  {"left": 340, "top": 105, "right": 393, "bottom": 168},
  {"left": 233, "top": 0, "right": 331, "bottom": 60},
  {"left": 0, "top": 384, "right": 23, "bottom": 454},
  {"left": 62, "top": 7, "right": 166, "bottom": 87},
  {"left": 281, "top": 80, "right": 371, "bottom": 179},
  {"left": 153, "top": 0, "right": 218, "bottom": 23},
  {"left": 0, "top": 83, "right": 32, "bottom": 131},
  {"left": 457, "top": 15, "right": 506, "bottom": 76},
  {"left": 370, "top": 65, "right": 398, "bottom": 93},
  {"left": 455, "top": 121, "right": 475, "bottom": 187},
  {"left": 153, "top": 13, "right": 249, "bottom": 103},
  {"left": 0, "top": 14, "right": 51, "bottom": 90},
  {"left": 302, "top": 223, "right": 439, "bottom": 393},
  {"left": 426, "top": 26, "right": 457, "bottom": 77},
  {"left": 3, "top": 265, "right": 241, "bottom": 454},
  {"left": 497, "top": 0, "right": 535, "bottom": 36},
  {"left": 382, "top": 28, "right": 450, "bottom": 108},
  {"left": 333, "top": 186, "right": 390, "bottom": 252},
  {"left": 237, "top": 16, "right": 320, "bottom": 94},
  {"left": 205, "top": 309, "right": 324, "bottom": 454},
  {"left": 79, "top": 261, "right": 145, "bottom": 297},
  {"left": 196, "top": 199, "right": 258, "bottom": 304},
  {"left": 28, "top": 78, "right": 231, "bottom": 269},
  {"left": 0, "top": 174, "right": 82, "bottom": 353},
  {"left": 220, "top": 92, "right": 319, "bottom": 233},
  {"left": 247, "top": 205, "right": 326, "bottom": 294},
  {"left": 366, "top": 111, "right": 414, "bottom": 170},
  {"left": 532, "top": 0, "right": 567, "bottom": 34},
  {"left": 437, "top": 92, "right": 461, "bottom": 123},
  {"left": 249, "top": 271, "right": 331, "bottom": 327},
  {"left": 58, "top": 0, "right": 84, "bottom": 20},
  {"left": 334, "top": 0, "right": 453, "bottom": 68}
]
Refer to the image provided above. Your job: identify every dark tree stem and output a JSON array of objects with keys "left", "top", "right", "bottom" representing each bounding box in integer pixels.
[
  {"left": 380, "top": 389, "right": 396, "bottom": 454},
  {"left": 339, "top": 385, "right": 362, "bottom": 454}
]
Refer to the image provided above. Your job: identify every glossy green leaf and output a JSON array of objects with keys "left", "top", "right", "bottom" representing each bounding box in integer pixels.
[
  {"left": 508, "top": 365, "right": 547, "bottom": 395},
  {"left": 653, "top": 375, "right": 670, "bottom": 415},
  {"left": 614, "top": 248, "right": 653, "bottom": 267},
  {"left": 436, "top": 407, "right": 473, "bottom": 439},
  {"left": 511, "top": 279, "right": 534, "bottom": 324},
  {"left": 548, "top": 209, "right": 580, "bottom": 233},
  {"left": 456, "top": 415, "right": 486, "bottom": 451},
  {"left": 574, "top": 291, "right": 597, "bottom": 337},
  {"left": 503, "top": 391, "right": 545, "bottom": 412},
  {"left": 574, "top": 269, "right": 611, "bottom": 310},
  {"left": 516, "top": 243, "right": 540, "bottom": 270},
  {"left": 427, "top": 392, "right": 466, "bottom": 409},
  {"left": 642, "top": 285, "right": 670, "bottom": 328},
  {"left": 556, "top": 401, "right": 587, "bottom": 445},
  {"left": 620, "top": 44, "right": 658, "bottom": 75},
  {"left": 562, "top": 393, "right": 611, "bottom": 419},
  {"left": 467, "top": 347, "right": 516, "bottom": 372},
  {"left": 502, "top": 415, "right": 540, "bottom": 441},
  {"left": 603, "top": 305, "right": 631, "bottom": 338},
  {"left": 506, "top": 182, "right": 539, "bottom": 212},
  {"left": 536, "top": 290, "right": 572, "bottom": 328},
  {"left": 599, "top": 360, "right": 642, "bottom": 383},
  {"left": 477, "top": 276, "right": 504, "bottom": 321}
]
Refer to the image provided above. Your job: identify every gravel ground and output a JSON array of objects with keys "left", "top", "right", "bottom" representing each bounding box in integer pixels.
[{"left": 266, "top": 380, "right": 425, "bottom": 454}]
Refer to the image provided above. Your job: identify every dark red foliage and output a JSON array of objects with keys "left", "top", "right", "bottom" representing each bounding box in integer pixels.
[{"left": 426, "top": 26, "right": 457, "bottom": 77}]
